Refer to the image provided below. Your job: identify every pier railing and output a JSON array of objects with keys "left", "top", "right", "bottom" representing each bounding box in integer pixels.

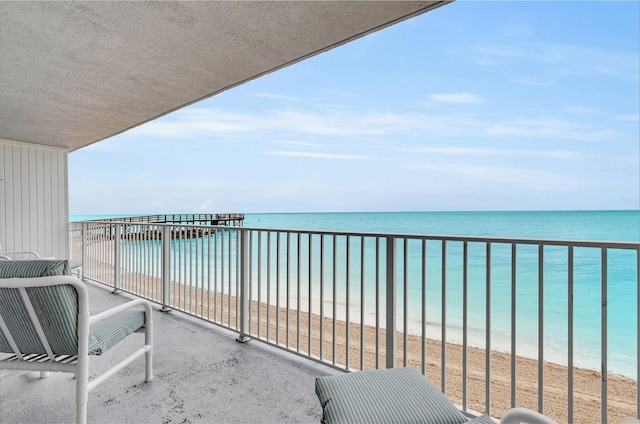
[
  {"left": 69, "top": 221, "right": 639, "bottom": 423},
  {"left": 88, "top": 213, "right": 244, "bottom": 226}
]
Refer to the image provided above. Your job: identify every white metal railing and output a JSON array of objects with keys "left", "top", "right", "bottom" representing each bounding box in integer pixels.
[{"left": 69, "top": 221, "right": 639, "bottom": 423}]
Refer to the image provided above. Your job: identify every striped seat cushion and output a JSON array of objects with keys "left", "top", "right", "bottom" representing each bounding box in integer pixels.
[
  {"left": 88, "top": 309, "right": 146, "bottom": 356},
  {"left": 0, "top": 260, "right": 71, "bottom": 278},
  {"left": 315, "top": 367, "right": 469, "bottom": 424}
]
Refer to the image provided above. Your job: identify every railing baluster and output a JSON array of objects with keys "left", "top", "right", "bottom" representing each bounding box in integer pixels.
[
  {"left": 375, "top": 237, "right": 380, "bottom": 369},
  {"left": 403, "top": 238, "right": 408, "bottom": 368},
  {"left": 114, "top": 223, "right": 121, "bottom": 293},
  {"left": 228, "top": 229, "right": 232, "bottom": 328},
  {"left": 214, "top": 228, "right": 218, "bottom": 322},
  {"left": 320, "top": 234, "right": 324, "bottom": 361},
  {"left": 511, "top": 243, "right": 517, "bottom": 408},
  {"left": 486, "top": 242, "right": 492, "bottom": 417},
  {"left": 257, "top": 231, "right": 262, "bottom": 338},
  {"left": 194, "top": 227, "right": 198, "bottom": 314},
  {"left": 267, "top": 231, "right": 271, "bottom": 342},
  {"left": 421, "top": 239, "right": 427, "bottom": 375},
  {"left": 308, "top": 233, "right": 313, "bottom": 356},
  {"left": 463, "top": 241, "right": 468, "bottom": 411},
  {"left": 221, "top": 228, "right": 225, "bottom": 325},
  {"left": 81, "top": 222, "right": 87, "bottom": 280},
  {"left": 538, "top": 244, "right": 544, "bottom": 414},
  {"left": 360, "top": 236, "right": 365, "bottom": 370},
  {"left": 297, "top": 232, "right": 301, "bottom": 353},
  {"left": 182, "top": 227, "right": 186, "bottom": 311},
  {"left": 346, "top": 235, "right": 350, "bottom": 369},
  {"left": 442, "top": 240, "right": 447, "bottom": 393},
  {"left": 332, "top": 235, "right": 337, "bottom": 365},
  {"left": 276, "top": 232, "right": 281, "bottom": 345},
  {"left": 162, "top": 225, "right": 171, "bottom": 312},
  {"left": 386, "top": 236, "right": 396, "bottom": 369},
  {"left": 601, "top": 248, "right": 608, "bottom": 424},
  {"left": 568, "top": 245, "right": 574, "bottom": 424},
  {"left": 237, "top": 228, "right": 250, "bottom": 343},
  {"left": 286, "top": 232, "right": 291, "bottom": 348},
  {"left": 207, "top": 230, "right": 212, "bottom": 321}
]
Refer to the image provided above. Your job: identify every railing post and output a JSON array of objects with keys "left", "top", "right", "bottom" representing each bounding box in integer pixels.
[
  {"left": 237, "top": 228, "right": 251, "bottom": 343},
  {"left": 161, "top": 225, "right": 172, "bottom": 312},
  {"left": 81, "top": 222, "right": 87, "bottom": 280},
  {"left": 113, "top": 224, "right": 121, "bottom": 293},
  {"left": 385, "top": 236, "right": 397, "bottom": 369}
]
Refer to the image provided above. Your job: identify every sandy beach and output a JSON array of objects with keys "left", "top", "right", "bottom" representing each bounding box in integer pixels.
[{"left": 106, "top": 272, "right": 638, "bottom": 424}]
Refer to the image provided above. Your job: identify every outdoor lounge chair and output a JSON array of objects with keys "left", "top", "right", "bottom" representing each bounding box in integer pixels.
[
  {"left": 315, "top": 367, "right": 558, "bottom": 424},
  {"left": 0, "top": 260, "right": 153, "bottom": 424}
]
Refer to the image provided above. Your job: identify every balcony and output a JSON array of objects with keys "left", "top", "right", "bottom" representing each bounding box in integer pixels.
[{"left": 5, "top": 219, "right": 638, "bottom": 423}]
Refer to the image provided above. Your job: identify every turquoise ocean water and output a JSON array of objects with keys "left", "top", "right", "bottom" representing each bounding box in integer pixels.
[{"left": 71, "top": 210, "right": 639, "bottom": 377}]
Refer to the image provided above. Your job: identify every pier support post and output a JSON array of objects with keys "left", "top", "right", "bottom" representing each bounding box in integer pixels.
[
  {"left": 237, "top": 228, "right": 251, "bottom": 343},
  {"left": 385, "top": 236, "right": 397, "bottom": 369}
]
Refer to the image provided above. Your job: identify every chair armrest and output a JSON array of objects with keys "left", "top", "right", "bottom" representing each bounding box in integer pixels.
[
  {"left": 2, "top": 250, "right": 41, "bottom": 259},
  {"left": 500, "top": 408, "right": 558, "bottom": 424},
  {"left": 89, "top": 299, "right": 152, "bottom": 326}
]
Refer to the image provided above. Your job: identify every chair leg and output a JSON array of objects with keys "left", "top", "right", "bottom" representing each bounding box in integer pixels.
[
  {"left": 144, "top": 309, "right": 154, "bottom": 382},
  {"left": 145, "top": 346, "right": 153, "bottom": 382},
  {"left": 76, "top": 357, "right": 89, "bottom": 424},
  {"left": 76, "top": 378, "right": 88, "bottom": 424}
]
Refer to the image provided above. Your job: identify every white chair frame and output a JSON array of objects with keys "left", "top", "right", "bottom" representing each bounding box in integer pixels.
[{"left": 0, "top": 275, "right": 153, "bottom": 424}]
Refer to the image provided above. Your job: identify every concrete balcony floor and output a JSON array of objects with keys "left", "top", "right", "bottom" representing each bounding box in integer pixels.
[{"left": 0, "top": 281, "right": 340, "bottom": 424}]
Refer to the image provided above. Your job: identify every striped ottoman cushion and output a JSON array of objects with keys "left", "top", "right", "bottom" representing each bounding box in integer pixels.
[
  {"left": 315, "top": 367, "right": 469, "bottom": 424},
  {"left": 88, "top": 309, "right": 146, "bottom": 355}
]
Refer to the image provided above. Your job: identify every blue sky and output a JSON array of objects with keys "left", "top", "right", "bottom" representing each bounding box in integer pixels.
[{"left": 69, "top": 1, "right": 640, "bottom": 215}]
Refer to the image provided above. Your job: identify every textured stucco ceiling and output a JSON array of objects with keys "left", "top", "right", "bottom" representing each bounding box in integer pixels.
[{"left": 0, "top": 1, "right": 451, "bottom": 152}]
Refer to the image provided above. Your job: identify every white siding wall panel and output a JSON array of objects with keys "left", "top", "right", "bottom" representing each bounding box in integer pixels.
[{"left": 0, "top": 140, "right": 69, "bottom": 259}]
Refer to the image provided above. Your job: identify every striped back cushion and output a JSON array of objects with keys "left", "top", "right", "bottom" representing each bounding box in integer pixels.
[
  {"left": 315, "top": 367, "right": 469, "bottom": 424},
  {"left": 0, "top": 284, "right": 79, "bottom": 355},
  {"left": 0, "top": 260, "right": 70, "bottom": 278}
]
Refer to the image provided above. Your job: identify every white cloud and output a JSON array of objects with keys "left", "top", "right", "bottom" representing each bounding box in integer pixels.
[
  {"left": 484, "top": 118, "right": 618, "bottom": 141},
  {"left": 565, "top": 106, "right": 604, "bottom": 115},
  {"left": 404, "top": 146, "right": 581, "bottom": 160},
  {"left": 477, "top": 42, "right": 639, "bottom": 82},
  {"left": 617, "top": 114, "right": 640, "bottom": 122},
  {"left": 275, "top": 140, "right": 327, "bottom": 148},
  {"left": 512, "top": 76, "right": 555, "bottom": 86},
  {"left": 429, "top": 92, "right": 485, "bottom": 104},
  {"left": 125, "top": 105, "right": 619, "bottom": 145},
  {"left": 265, "top": 151, "right": 372, "bottom": 160}
]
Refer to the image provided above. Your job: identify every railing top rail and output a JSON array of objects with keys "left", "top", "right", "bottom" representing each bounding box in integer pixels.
[
  {"left": 239, "top": 227, "right": 639, "bottom": 250},
  {"left": 70, "top": 220, "right": 640, "bottom": 250}
]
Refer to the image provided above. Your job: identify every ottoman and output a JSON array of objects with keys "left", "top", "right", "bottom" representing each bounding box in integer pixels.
[{"left": 315, "top": 367, "right": 494, "bottom": 424}]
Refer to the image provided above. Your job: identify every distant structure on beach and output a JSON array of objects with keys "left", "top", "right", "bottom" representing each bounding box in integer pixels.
[
  {"left": 88, "top": 213, "right": 244, "bottom": 240},
  {"left": 96, "top": 213, "right": 244, "bottom": 227}
]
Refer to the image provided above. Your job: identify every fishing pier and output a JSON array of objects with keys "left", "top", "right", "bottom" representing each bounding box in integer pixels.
[{"left": 86, "top": 213, "right": 244, "bottom": 240}]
